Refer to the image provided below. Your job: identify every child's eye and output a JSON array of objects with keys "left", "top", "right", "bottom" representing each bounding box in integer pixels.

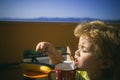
[
  {"left": 82, "top": 50, "right": 87, "bottom": 53},
  {"left": 82, "top": 49, "right": 88, "bottom": 53}
]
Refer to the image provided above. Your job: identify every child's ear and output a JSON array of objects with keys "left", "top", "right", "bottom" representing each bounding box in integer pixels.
[{"left": 100, "top": 59, "right": 113, "bottom": 69}]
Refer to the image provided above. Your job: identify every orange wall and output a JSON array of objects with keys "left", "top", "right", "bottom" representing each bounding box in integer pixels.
[{"left": 0, "top": 21, "right": 79, "bottom": 64}]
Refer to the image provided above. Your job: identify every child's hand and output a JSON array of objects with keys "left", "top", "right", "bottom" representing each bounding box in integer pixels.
[{"left": 36, "top": 42, "right": 55, "bottom": 54}]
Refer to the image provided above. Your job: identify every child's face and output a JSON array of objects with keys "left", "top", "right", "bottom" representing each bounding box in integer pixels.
[{"left": 74, "top": 36, "right": 102, "bottom": 71}]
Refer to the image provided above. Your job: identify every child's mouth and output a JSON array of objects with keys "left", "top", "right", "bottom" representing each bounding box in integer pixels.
[{"left": 74, "top": 58, "right": 78, "bottom": 65}]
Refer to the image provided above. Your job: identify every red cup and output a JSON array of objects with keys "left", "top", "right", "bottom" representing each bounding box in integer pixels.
[
  {"left": 48, "top": 61, "right": 76, "bottom": 80},
  {"left": 48, "top": 69, "right": 76, "bottom": 80}
]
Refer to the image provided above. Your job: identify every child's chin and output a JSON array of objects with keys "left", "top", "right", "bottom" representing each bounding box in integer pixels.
[{"left": 75, "top": 67, "right": 81, "bottom": 70}]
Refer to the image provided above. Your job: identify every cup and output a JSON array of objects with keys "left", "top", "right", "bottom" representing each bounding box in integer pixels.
[{"left": 48, "top": 60, "right": 76, "bottom": 80}]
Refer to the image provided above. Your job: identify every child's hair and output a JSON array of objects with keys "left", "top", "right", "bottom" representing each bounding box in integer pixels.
[{"left": 74, "top": 21, "right": 120, "bottom": 80}]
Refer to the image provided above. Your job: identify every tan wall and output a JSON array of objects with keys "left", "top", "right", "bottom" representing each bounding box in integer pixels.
[{"left": 0, "top": 21, "right": 79, "bottom": 64}]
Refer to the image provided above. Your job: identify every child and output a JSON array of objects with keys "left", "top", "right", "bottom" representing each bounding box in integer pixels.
[{"left": 36, "top": 21, "right": 120, "bottom": 80}]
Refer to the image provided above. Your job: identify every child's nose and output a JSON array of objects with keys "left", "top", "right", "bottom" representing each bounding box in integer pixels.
[{"left": 74, "top": 50, "right": 80, "bottom": 57}]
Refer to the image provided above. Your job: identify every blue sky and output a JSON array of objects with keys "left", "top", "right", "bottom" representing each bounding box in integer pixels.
[{"left": 0, "top": 0, "right": 120, "bottom": 20}]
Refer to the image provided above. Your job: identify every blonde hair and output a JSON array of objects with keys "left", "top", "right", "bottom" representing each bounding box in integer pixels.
[{"left": 74, "top": 21, "right": 120, "bottom": 80}]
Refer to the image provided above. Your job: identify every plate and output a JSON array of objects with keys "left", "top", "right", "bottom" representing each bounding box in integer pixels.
[{"left": 23, "top": 70, "right": 48, "bottom": 78}]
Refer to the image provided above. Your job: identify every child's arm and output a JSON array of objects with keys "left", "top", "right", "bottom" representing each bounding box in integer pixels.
[{"left": 36, "top": 42, "right": 64, "bottom": 65}]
